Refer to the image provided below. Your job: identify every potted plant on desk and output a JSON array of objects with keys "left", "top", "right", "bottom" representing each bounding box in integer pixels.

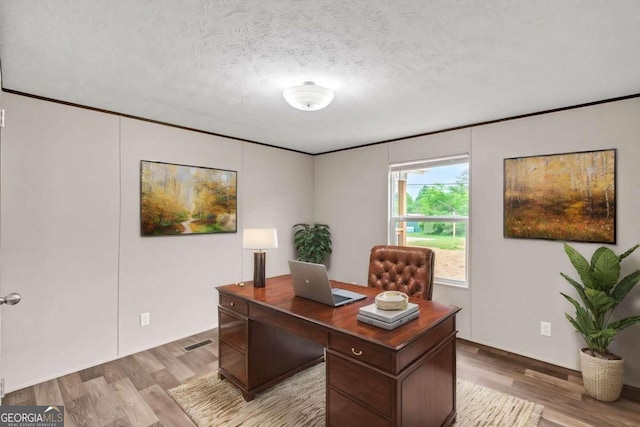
[
  {"left": 293, "top": 223, "right": 332, "bottom": 265},
  {"left": 560, "top": 243, "right": 640, "bottom": 401}
]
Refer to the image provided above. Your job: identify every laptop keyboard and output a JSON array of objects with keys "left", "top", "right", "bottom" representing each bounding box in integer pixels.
[{"left": 332, "top": 293, "right": 351, "bottom": 303}]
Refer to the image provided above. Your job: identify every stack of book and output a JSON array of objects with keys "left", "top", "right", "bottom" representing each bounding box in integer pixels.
[{"left": 357, "top": 302, "right": 419, "bottom": 330}]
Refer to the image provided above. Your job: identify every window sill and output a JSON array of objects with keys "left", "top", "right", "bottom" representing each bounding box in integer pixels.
[{"left": 434, "top": 280, "right": 469, "bottom": 290}]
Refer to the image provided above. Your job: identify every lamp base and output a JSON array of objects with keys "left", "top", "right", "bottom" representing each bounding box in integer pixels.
[{"left": 253, "top": 251, "right": 266, "bottom": 288}]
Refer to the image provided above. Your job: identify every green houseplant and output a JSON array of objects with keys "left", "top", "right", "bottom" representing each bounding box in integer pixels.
[
  {"left": 560, "top": 242, "right": 640, "bottom": 401},
  {"left": 293, "top": 223, "right": 332, "bottom": 264}
]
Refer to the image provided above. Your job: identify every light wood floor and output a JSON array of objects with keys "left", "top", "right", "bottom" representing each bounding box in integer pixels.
[
  {"left": 456, "top": 340, "right": 640, "bottom": 427},
  {"left": 4, "top": 331, "right": 640, "bottom": 426}
]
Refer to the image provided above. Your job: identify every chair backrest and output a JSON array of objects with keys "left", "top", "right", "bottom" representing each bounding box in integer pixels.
[{"left": 367, "top": 245, "right": 435, "bottom": 300}]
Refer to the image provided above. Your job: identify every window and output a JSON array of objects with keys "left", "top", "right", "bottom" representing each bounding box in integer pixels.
[{"left": 389, "top": 154, "right": 469, "bottom": 286}]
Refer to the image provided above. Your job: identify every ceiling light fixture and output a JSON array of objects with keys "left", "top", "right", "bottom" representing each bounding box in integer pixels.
[{"left": 283, "top": 81, "right": 334, "bottom": 111}]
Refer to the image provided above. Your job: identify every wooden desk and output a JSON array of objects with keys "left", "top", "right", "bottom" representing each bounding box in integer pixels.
[{"left": 217, "top": 275, "right": 460, "bottom": 427}]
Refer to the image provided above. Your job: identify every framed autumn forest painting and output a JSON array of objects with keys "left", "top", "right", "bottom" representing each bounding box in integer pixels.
[
  {"left": 140, "top": 161, "right": 237, "bottom": 236},
  {"left": 503, "top": 149, "right": 616, "bottom": 243}
]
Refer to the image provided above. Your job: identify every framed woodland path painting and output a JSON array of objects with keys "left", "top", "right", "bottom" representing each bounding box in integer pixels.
[{"left": 141, "top": 160, "right": 237, "bottom": 236}]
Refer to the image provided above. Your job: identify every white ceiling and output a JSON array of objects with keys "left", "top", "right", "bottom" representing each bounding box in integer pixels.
[{"left": 1, "top": 1, "right": 639, "bottom": 154}]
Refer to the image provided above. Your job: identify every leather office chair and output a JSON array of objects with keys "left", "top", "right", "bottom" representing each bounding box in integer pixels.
[{"left": 367, "top": 245, "right": 435, "bottom": 300}]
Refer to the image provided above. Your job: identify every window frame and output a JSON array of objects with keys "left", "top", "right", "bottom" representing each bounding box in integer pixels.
[{"left": 388, "top": 154, "right": 470, "bottom": 288}]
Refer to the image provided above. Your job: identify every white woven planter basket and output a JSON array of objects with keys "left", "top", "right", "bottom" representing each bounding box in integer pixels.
[{"left": 580, "top": 349, "right": 625, "bottom": 402}]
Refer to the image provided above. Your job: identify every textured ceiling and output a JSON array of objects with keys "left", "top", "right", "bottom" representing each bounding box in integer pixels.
[{"left": 0, "top": 1, "right": 639, "bottom": 154}]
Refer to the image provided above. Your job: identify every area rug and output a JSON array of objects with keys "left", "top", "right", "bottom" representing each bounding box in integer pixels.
[{"left": 169, "top": 364, "right": 543, "bottom": 426}]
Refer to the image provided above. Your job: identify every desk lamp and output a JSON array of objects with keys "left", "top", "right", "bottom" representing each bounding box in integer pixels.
[{"left": 243, "top": 228, "right": 278, "bottom": 288}]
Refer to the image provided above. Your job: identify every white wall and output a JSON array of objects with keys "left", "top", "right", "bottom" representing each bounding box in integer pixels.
[
  {"left": 314, "top": 130, "right": 473, "bottom": 339},
  {"left": 0, "top": 93, "right": 314, "bottom": 391},
  {"left": 118, "top": 118, "right": 243, "bottom": 356},
  {"left": 241, "top": 143, "right": 314, "bottom": 281},
  {"left": 388, "top": 129, "right": 473, "bottom": 339},
  {"left": 2, "top": 91, "right": 639, "bottom": 391},
  {"left": 470, "top": 98, "right": 640, "bottom": 385},
  {"left": 314, "top": 98, "right": 640, "bottom": 387},
  {"left": 314, "top": 144, "right": 390, "bottom": 284}
]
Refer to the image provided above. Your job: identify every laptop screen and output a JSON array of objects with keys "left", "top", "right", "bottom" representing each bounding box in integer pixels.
[{"left": 288, "top": 260, "right": 366, "bottom": 306}]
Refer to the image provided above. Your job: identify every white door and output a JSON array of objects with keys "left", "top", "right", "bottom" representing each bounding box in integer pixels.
[
  {"left": 0, "top": 100, "right": 2, "bottom": 404},
  {"left": 0, "top": 71, "right": 23, "bottom": 402},
  {"left": 1, "top": 67, "right": 3, "bottom": 404}
]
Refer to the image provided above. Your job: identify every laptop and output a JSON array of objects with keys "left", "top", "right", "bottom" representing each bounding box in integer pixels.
[{"left": 288, "top": 260, "right": 367, "bottom": 307}]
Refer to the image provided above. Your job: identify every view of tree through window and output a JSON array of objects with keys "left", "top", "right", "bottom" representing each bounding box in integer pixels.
[{"left": 389, "top": 155, "right": 469, "bottom": 285}]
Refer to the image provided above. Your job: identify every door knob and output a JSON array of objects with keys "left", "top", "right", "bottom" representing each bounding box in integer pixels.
[{"left": 0, "top": 293, "right": 21, "bottom": 306}]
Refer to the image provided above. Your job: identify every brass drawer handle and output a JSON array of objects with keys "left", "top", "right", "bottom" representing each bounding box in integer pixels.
[{"left": 351, "top": 348, "right": 363, "bottom": 356}]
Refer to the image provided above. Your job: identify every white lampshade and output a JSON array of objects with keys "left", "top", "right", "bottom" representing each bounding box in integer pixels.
[
  {"left": 243, "top": 228, "right": 278, "bottom": 250},
  {"left": 283, "top": 81, "right": 334, "bottom": 111}
]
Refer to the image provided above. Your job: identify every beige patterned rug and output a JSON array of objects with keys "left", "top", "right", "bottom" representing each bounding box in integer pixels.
[{"left": 169, "top": 364, "right": 543, "bottom": 426}]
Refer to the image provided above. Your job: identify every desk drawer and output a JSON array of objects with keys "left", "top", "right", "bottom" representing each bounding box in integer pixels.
[
  {"left": 328, "top": 389, "right": 390, "bottom": 427},
  {"left": 329, "top": 333, "right": 393, "bottom": 372},
  {"left": 219, "top": 310, "right": 247, "bottom": 351},
  {"left": 327, "top": 352, "right": 393, "bottom": 417},
  {"left": 397, "top": 316, "right": 455, "bottom": 371},
  {"left": 219, "top": 341, "right": 247, "bottom": 386},
  {"left": 220, "top": 294, "right": 248, "bottom": 316}
]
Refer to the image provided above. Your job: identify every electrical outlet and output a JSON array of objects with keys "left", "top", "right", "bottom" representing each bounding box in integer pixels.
[
  {"left": 140, "top": 312, "right": 150, "bottom": 327},
  {"left": 540, "top": 321, "right": 551, "bottom": 337}
]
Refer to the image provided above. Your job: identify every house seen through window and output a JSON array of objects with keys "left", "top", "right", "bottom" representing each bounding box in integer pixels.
[{"left": 389, "top": 154, "right": 469, "bottom": 286}]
